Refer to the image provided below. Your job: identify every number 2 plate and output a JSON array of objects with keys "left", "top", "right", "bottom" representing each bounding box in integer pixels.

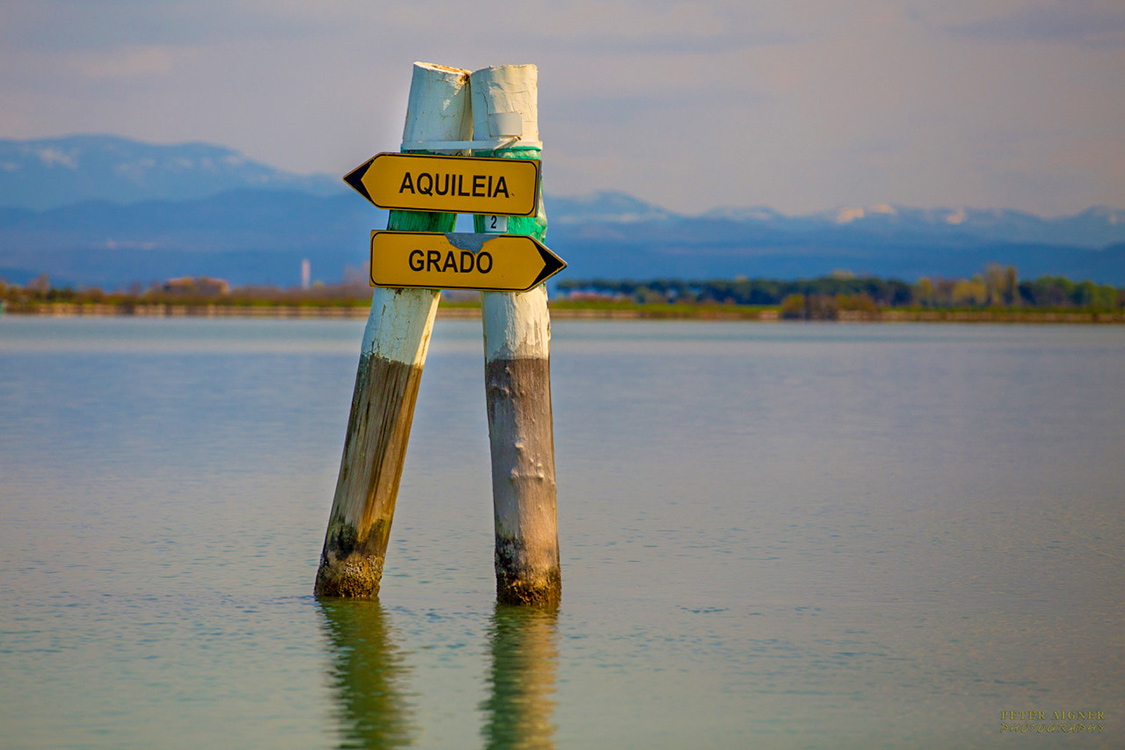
[{"left": 481, "top": 214, "right": 508, "bottom": 233}]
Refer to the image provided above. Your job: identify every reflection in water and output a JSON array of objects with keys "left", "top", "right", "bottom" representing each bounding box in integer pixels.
[
  {"left": 481, "top": 604, "right": 560, "bottom": 750},
  {"left": 318, "top": 600, "right": 415, "bottom": 749}
]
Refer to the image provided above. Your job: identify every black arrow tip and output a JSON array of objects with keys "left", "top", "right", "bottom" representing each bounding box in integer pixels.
[
  {"left": 343, "top": 158, "right": 376, "bottom": 205},
  {"left": 531, "top": 243, "right": 567, "bottom": 288}
]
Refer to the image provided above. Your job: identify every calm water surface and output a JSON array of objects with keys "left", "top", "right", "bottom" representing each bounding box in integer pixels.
[{"left": 1, "top": 317, "right": 1122, "bottom": 748}]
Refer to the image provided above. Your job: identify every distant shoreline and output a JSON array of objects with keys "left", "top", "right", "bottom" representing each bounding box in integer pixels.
[{"left": 3, "top": 300, "right": 1123, "bottom": 324}]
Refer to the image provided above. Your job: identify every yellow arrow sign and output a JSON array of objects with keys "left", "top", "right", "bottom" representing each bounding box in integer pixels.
[
  {"left": 369, "top": 231, "right": 566, "bottom": 292},
  {"left": 345, "top": 153, "right": 540, "bottom": 216}
]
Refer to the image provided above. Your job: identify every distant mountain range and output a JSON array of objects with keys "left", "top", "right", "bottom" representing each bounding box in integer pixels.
[
  {"left": 0, "top": 135, "right": 342, "bottom": 209},
  {"left": 1, "top": 135, "right": 1123, "bottom": 288}
]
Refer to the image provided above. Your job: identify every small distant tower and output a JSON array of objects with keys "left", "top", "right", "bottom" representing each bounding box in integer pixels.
[{"left": 301, "top": 259, "right": 311, "bottom": 290}]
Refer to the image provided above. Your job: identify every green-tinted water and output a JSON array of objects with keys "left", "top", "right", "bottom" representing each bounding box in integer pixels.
[{"left": 1, "top": 318, "right": 1122, "bottom": 747}]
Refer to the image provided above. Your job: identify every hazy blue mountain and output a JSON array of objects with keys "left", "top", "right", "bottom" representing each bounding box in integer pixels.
[
  {"left": 544, "top": 204, "right": 1125, "bottom": 285},
  {"left": 1, "top": 135, "right": 1124, "bottom": 288},
  {"left": 802, "top": 204, "right": 1125, "bottom": 248},
  {"left": 0, "top": 190, "right": 385, "bottom": 288},
  {"left": 701, "top": 202, "right": 1125, "bottom": 248},
  {"left": 548, "top": 191, "right": 676, "bottom": 225},
  {"left": 0, "top": 135, "right": 344, "bottom": 210}
]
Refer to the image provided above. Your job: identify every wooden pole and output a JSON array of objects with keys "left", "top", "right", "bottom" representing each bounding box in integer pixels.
[
  {"left": 471, "top": 64, "right": 561, "bottom": 606},
  {"left": 315, "top": 62, "right": 472, "bottom": 598}
]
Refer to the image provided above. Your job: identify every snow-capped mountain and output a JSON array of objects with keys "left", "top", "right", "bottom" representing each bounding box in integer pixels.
[
  {"left": 0, "top": 135, "right": 343, "bottom": 210},
  {"left": 1, "top": 135, "right": 1123, "bottom": 288}
]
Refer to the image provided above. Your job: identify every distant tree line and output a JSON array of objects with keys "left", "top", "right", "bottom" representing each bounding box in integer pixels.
[
  {"left": 558, "top": 265, "right": 1125, "bottom": 317},
  {"left": 0, "top": 272, "right": 373, "bottom": 308},
  {"left": 5, "top": 265, "right": 1124, "bottom": 318}
]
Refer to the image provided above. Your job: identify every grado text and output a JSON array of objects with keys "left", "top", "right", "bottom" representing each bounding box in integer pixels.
[{"left": 408, "top": 249, "right": 493, "bottom": 274}]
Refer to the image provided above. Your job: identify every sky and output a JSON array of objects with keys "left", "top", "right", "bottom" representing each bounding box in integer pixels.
[{"left": 1, "top": 0, "right": 1123, "bottom": 216}]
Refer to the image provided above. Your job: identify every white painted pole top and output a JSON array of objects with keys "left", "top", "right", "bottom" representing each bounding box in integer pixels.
[
  {"left": 402, "top": 62, "right": 472, "bottom": 147},
  {"left": 405, "top": 63, "right": 544, "bottom": 152},
  {"left": 471, "top": 64, "right": 540, "bottom": 147},
  {"left": 401, "top": 62, "right": 543, "bottom": 152}
]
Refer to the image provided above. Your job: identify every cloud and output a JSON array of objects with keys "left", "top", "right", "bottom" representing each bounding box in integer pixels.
[
  {"left": 0, "top": 0, "right": 1122, "bottom": 215},
  {"left": 380, "top": 0, "right": 805, "bottom": 54},
  {"left": 0, "top": 0, "right": 801, "bottom": 58},
  {"left": 545, "top": 86, "right": 775, "bottom": 130},
  {"left": 80, "top": 46, "right": 176, "bottom": 79},
  {"left": 0, "top": 0, "right": 335, "bottom": 53},
  {"left": 943, "top": 2, "right": 1125, "bottom": 47}
]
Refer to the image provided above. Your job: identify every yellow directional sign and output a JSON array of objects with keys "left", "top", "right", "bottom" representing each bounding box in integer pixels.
[
  {"left": 345, "top": 153, "right": 540, "bottom": 216},
  {"left": 369, "top": 231, "right": 566, "bottom": 292}
]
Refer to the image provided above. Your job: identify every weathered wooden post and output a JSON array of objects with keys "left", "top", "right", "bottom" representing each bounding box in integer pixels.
[
  {"left": 315, "top": 62, "right": 472, "bottom": 597},
  {"left": 472, "top": 65, "right": 561, "bottom": 606}
]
